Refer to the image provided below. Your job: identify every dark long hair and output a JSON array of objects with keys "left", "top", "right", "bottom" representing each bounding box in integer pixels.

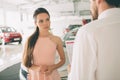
[{"left": 23, "top": 8, "right": 50, "bottom": 68}]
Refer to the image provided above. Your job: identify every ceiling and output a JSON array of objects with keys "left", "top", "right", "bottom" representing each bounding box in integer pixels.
[
  {"left": 0, "top": 0, "right": 90, "bottom": 16},
  {"left": 0, "top": 0, "right": 78, "bottom": 9},
  {"left": 0, "top": 0, "right": 85, "bottom": 6}
]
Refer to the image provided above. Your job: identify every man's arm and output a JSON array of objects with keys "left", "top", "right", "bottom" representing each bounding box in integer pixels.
[{"left": 68, "top": 29, "right": 97, "bottom": 80}]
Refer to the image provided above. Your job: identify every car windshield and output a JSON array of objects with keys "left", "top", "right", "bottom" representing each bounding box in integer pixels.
[
  {"left": 68, "top": 25, "right": 81, "bottom": 30},
  {"left": 64, "top": 27, "right": 79, "bottom": 40},
  {"left": 1, "top": 27, "right": 16, "bottom": 32}
]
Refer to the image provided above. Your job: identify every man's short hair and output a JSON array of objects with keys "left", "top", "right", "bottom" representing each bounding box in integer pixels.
[{"left": 106, "top": 0, "right": 120, "bottom": 7}]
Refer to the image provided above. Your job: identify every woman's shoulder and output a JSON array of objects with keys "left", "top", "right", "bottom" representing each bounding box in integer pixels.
[
  {"left": 50, "top": 35, "right": 62, "bottom": 44},
  {"left": 52, "top": 35, "right": 61, "bottom": 41}
]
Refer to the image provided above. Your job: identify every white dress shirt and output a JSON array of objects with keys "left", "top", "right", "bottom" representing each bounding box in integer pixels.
[{"left": 68, "top": 8, "right": 120, "bottom": 80}]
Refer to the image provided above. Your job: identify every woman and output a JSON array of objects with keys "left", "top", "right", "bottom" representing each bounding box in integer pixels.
[{"left": 21, "top": 7, "right": 65, "bottom": 80}]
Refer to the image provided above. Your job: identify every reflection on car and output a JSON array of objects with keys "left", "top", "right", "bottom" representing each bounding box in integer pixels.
[
  {"left": 63, "top": 27, "right": 80, "bottom": 47},
  {"left": 63, "top": 24, "right": 82, "bottom": 34},
  {"left": 0, "top": 26, "right": 22, "bottom": 45}
]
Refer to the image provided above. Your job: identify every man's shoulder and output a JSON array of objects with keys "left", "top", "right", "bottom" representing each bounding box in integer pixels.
[{"left": 79, "top": 20, "right": 101, "bottom": 32}]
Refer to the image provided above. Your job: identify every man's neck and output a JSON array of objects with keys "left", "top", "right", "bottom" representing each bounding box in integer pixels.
[{"left": 98, "top": 1, "right": 115, "bottom": 15}]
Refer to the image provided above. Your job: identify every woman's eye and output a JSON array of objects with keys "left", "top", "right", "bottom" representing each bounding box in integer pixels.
[
  {"left": 46, "top": 18, "right": 49, "bottom": 21},
  {"left": 39, "top": 20, "right": 43, "bottom": 23}
]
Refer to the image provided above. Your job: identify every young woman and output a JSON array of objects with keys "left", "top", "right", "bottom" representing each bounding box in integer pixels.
[{"left": 22, "top": 7, "right": 65, "bottom": 80}]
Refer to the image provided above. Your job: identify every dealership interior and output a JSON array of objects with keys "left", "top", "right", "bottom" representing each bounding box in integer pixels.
[{"left": 0, "top": 0, "right": 91, "bottom": 80}]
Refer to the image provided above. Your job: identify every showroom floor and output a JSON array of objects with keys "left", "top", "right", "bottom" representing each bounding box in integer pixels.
[{"left": 0, "top": 43, "right": 69, "bottom": 80}]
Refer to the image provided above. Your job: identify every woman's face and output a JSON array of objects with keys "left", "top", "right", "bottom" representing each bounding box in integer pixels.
[
  {"left": 35, "top": 13, "right": 50, "bottom": 31},
  {"left": 90, "top": 0, "right": 98, "bottom": 20}
]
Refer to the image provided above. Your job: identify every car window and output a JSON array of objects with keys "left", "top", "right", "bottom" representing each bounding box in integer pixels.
[
  {"left": 1, "top": 27, "right": 16, "bottom": 32},
  {"left": 9, "top": 27, "right": 16, "bottom": 32},
  {"left": 64, "top": 27, "right": 79, "bottom": 41},
  {"left": 68, "top": 25, "right": 81, "bottom": 30}
]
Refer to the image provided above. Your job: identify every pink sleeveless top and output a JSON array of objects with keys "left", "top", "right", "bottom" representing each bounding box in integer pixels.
[{"left": 32, "top": 37, "right": 61, "bottom": 80}]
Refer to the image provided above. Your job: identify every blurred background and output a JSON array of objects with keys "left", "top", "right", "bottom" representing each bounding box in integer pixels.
[{"left": 0, "top": 0, "right": 91, "bottom": 80}]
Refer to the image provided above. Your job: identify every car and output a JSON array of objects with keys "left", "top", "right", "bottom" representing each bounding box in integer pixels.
[
  {"left": 63, "top": 27, "right": 80, "bottom": 47},
  {"left": 63, "top": 24, "right": 82, "bottom": 34},
  {"left": 0, "top": 26, "right": 22, "bottom": 45}
]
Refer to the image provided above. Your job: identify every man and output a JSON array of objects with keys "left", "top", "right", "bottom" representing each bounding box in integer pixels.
[{"left": 68, "top": 0, "right": 120, "bottom": 80}]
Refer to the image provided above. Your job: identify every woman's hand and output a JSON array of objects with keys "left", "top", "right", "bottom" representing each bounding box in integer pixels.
[
  {"left": 29, "top": 65, "right": 54, "bottom": 75},
  {"left": 39, "top": 65, "right": 48, "bottom": 73},
  {"left": 44, "top": 65, "right": 54, "bottom": 76}
]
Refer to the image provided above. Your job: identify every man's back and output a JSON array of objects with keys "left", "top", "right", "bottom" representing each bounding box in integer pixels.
[
  {"left": 85, "top": 8, "right": 120, "bottom": 80},
  {"left": 68, "top": 8, "right": 120, "bottom": 80}
]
